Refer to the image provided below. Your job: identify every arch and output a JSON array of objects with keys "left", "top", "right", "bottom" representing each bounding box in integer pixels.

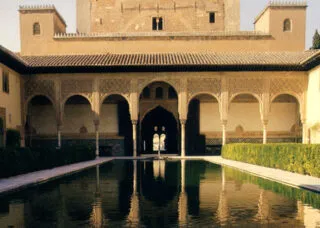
[
  {"left": 188, "top": 92, "right": 221, "bottom": 106},
  {"left": 229, "top": 92, "right": 261, "bottom": 105},
  {"left": 33, "top": 22, "right": 41, "bottom": 35},
  {"left": 271, "top": 92, "right": 301, "bottom": 106},
  {"left": 62, "top": 94, "right": 93, "bottom": 113},
  {"left": 26, "top": 94, "right": 56, "bottom": 112},
  {"left": 99, "top": 93, "right": 131, "bottom": 114},
  {"left": 283, "top": 18, "right": 291, "bottom": 32},
  {"left": 141, "top": 106, "right": 178, "bottom": 154},
  {"left": 141, "top": 105, "right": 178, "bottom": 123},
  {"left": 138, "top": 80, "right": 179, "bottom": 98}
]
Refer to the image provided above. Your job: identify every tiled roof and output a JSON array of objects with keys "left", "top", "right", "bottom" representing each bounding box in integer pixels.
[{"left": 21, "top": 51, "right": 320, "bottom": 67}]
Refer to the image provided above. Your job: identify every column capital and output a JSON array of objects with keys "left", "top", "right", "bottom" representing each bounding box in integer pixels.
[
  {"left": 132, "top": 120, "right": 138, "bottom": 125},
  {"left": 57, "top": 124, "right": 63, "bottom": 131},
  {"left": 180, "top": 119, "right": 187, "bottom": 125}
]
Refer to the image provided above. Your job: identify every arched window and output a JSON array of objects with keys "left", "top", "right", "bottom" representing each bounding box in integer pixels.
[
  {"left": 155, "top": 87, "right": 163, "bottom": 99},
  {"left": 33, "top": 22, "right": 41, "bottom": 35},
  {"left": 283, "top": 19, "right": 291, "bottom": 32},
  {"left": 168, "top": 86, "right": 177, "bottom": 99},
  {"left": 142, "top": 87, "right": 150, "bottom": 98}
]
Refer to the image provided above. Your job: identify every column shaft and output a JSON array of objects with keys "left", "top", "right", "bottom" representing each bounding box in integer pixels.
[
  {"left": 222, "top": 121, "right": 227, "bottom": 146},
  {"left": 262, "top": 120, "right": 268, "bottom": 145},
  {"left": 180, "top": 120, "right": 186, "bottom": 157},
  {"left": 132, "top": 120, "right": 137, "bottom": 157},
  {"left": 57, "top": 125, "right": 62, "bottom": 148},
  {"left": 94, "top": 120, "right": 100, "bottom": 157}
]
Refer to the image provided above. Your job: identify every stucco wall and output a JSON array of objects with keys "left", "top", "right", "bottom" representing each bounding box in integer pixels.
[
  {"left": 31, "top": 104, "right": 118, "bottom": 135},
  {"left": 307, "top": 66, "right": 320, "bottom": 143},
  {"left": 199, "top": 102, "right": 298, "bottom": 133},
  {"left": 0, "top": 64, "right": 22, "bottom": 130}
]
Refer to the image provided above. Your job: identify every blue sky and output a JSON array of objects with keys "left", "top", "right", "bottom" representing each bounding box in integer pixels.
[{"left": 0, "top": 0, "right": 319, "bottom": 52}]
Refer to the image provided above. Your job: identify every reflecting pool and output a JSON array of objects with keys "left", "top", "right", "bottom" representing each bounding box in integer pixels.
[{"left": 0, "top": 160, "right": 319, "bottom": 227}]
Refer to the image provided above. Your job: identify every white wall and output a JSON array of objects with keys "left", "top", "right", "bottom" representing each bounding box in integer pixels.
[{"left": 307, "top": 66, "right": 320, "bottom": 143}]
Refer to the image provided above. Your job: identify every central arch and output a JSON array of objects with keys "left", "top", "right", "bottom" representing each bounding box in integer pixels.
[{"left": 141, "top": 106, "right": 178, "bottom": 154}]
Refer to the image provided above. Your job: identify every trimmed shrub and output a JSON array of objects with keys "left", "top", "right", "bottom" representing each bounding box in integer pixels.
[
  {"left": 222, "top": 143, "right": 320, "bottom": 178},
  {"left": 0, "top": 145, "right": 96, "bottom": 178},
  {"left": 6, "top": 129, "right": 21, "bottom": 148}
]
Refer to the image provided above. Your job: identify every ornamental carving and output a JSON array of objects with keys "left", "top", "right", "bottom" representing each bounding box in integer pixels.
[
  {"left": 187, "top": 78, "right": 221, "bottom": 100},
  {"left": 61, "top": 79, "right": 93, "bottom": 103},
  {"left": 228, "top": 77, "right": 264, "bottom": 100},
  {"left": 99, "top": 78, "right": 131, "bottom": 100},
  {"left": 24, "top": 79, "right": 55, "bottom": 103},
  {"left": 270, "top": 77, "right": 307, "bottom": 100}
]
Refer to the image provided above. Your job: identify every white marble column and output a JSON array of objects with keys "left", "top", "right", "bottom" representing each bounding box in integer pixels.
[
  {"left": 94, "top": 120, "right": 100, "bottom": 158},
  {"left": 262, "top": 120, "right": 268, "bottom": 144},
  {"left": 132, "top": 120, "right": 138, "bottom": 157},
  {"left": 57, "top": 124, "right": 62, "bottom": 148},
  {"left": 180, "top": 119, "right": 186, "bottom": 157},
  {"left": 221, "top": 120, "right": 227, "bottom": 146}
]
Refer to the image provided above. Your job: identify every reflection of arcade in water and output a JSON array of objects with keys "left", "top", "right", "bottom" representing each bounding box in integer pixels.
[{"left": 0, "top": 161, "right": 319, "bottom": 227}]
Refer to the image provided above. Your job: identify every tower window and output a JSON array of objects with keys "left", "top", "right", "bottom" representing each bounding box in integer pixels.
[
  {"left": 2, "top": 70, "right": 9, "bottom": 94},
  {"left": 283, "top": 19, "right": 291, "bottom": 32},
  {"left": 152, "top": 17, "right": 163, "bottom": 31},
  {"left": 33, "top": 22, "right": 41, "bottom": 35},
  {"left": 209, "top": 12, "right": 215, "bottom": 23}
]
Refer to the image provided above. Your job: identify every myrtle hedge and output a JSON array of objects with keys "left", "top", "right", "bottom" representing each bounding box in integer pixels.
[
  {"left": 222, "top": 143, "right": 320, "bottom": 178},
  {"left": 0, "top": 145, "right": 95, "bottom": 178}
]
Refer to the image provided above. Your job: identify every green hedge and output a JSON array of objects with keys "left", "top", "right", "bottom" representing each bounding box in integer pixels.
[
  {"left": 6, "top": 129, "right": 21, "bottom": 147},
  {"left": 222, "top": 143, "right": 320, "bottom": 177},
  {"left": 0, "top": 145, "right": 95, "bottom": 178}
]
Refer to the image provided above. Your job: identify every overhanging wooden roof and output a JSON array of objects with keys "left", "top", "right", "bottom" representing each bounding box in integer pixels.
[{"left": 0, "top": 45, "right": 320, "bottom": 73}]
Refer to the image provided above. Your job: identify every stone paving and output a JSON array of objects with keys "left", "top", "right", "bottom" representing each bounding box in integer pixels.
[
  {"left": 0, "top": 157, "right": 113, "bottom": 194},
  {"left": 204, "top": 156, "right": 320, "bottom": 193}
]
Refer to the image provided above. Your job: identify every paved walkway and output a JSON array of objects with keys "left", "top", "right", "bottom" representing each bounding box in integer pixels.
[
  {"left": 0, "top": 157, "right": 113, "bottom": 194},
  {"left": 204, "top": 156, "right": 320, "bottom": 193}
]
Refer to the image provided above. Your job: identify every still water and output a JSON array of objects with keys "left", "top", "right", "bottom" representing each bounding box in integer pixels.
[{"left": 0, "top": 160, "right": 319, "bottom": 227}]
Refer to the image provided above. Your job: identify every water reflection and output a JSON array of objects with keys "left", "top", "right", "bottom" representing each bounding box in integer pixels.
[{"left": 0, "top": 160, "right": 319, "bottom": 227}]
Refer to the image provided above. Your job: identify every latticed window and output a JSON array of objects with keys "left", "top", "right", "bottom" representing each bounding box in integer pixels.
[
  {"left": 142, "top": 87, "right": 150, "bottom": 98},
  {"left": 2, "top": 70, "right": 9, "bottom": 93},
  {"left": 33, "top": 22, "right": 41, "bottom": 35},
  {"left": 155, "top": 87, "right": 163, "bottom": 99},
  {"left": 152, "top": 17, "right": 163, "bottom": 31},
  {"left": 283, "top": 19, "right": 291, "bottom": 32}
]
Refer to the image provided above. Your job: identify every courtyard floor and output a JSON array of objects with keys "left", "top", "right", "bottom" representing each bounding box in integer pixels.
[{"left": 0, "top": 155, "right": 319, "bottom": 195}]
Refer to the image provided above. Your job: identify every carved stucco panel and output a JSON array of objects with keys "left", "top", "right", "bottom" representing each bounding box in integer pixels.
[
  {"left": 187, "top": 78, "right": 221, "bottom": 101},
  {"left": 270, "top": 77, "right": 307, "bottom": 101},
  {"left": 24, "top": 79, "right": 55, "bottom": 104},
  {"left": 228, "top": 77, "right": 264, "bottom": 101},
  {"left": 99, "top": 78, "right": 131, "bottom": 101},
  {"left": 61, "top": 79, "right": 94, "bottom": 104}
]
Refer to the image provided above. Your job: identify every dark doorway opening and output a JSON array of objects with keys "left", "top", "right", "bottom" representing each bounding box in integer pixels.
[
  {"left": 0, "top": 118, "right": 4, "bottom": 147},
  {"left": 141, "top": 106, "right": 178, "bottom": 154}
]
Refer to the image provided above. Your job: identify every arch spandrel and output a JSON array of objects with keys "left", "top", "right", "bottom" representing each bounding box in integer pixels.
[
  {"left": 24, "top": 79, "right": 55, "bottom": 105},
  {"left": 228, "top": 77, "right": 264, "bottom": 102},
  {"left": 187, "top": 78, "right": 221, "bottom": 101},
  {"left": 61, "top": 79, "right": 94, "bottom": 108}
]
